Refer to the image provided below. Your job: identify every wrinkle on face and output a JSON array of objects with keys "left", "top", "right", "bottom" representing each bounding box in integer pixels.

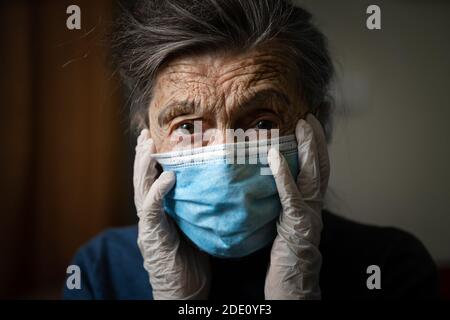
[{"left": 148, "top": 43, "right": 307, "bottom": 152}]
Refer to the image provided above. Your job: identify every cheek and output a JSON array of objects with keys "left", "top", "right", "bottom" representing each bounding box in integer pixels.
[
  {"left": 284, "top": 109, "right": 304, "bottom": 134},
  {"left": 280, "top": 105, "right": 306, "bottom": 135},
  {"left": 148, "top": 123, "right": 175, "bottom": 153},
  {"left": 154, "top": 136, "right": 181, "bottom": 153},
  {"left": 147, "top": 109, "right": 166, "bottom": 153},
  {"left": 148, "top": 114, "right": 185, "bottom": 153}
]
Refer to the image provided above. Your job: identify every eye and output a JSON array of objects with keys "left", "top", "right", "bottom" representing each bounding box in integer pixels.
[
  {"left": 175, "top": 122, "right": 195, "bottom": 134},
  {"left": 254, "top": 120, "right": 275, "bottom": 130}
]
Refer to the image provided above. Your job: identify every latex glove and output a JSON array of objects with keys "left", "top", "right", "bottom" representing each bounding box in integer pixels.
[
  {"left": 134, "top": 129, "right": 211, "bottom": 300},
  {"left": 265, "top": 114, "right": 330, "bottom": 299}
]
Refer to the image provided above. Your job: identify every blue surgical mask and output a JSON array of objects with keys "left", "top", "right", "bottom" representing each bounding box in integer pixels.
[{"left": 152, "top": 135, "right": 299, "bottom": 258}]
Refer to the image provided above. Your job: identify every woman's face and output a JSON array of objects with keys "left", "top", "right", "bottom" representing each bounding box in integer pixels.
[{"left": 147, "top": 43, "right": 307, "bottom": 153}]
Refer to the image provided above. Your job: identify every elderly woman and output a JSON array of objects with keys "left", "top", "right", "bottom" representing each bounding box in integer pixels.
[{"left": 64, "top": 0, "right": 438, "bottom": 299}]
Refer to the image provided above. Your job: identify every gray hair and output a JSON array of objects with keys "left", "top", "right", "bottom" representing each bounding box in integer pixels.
[{"left": 112, "top": 0, "right": 334, "bottom": 138}]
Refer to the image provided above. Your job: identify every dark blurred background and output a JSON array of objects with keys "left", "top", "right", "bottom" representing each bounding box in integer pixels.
[
  {"left": 0, "top": 0, "right": 449, "bottom": 299},
  {"left": 0, "top": 0, "right": 135, "bottom": 298}
]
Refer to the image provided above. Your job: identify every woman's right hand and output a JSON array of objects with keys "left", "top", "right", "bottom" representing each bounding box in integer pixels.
[{"left": 134, "top": 129, "right": 210, "bottom": 300}]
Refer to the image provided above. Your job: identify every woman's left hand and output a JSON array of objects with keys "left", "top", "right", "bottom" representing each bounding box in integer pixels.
[{"left": 265, "top": 114, "right": 330, "bottom": 299}]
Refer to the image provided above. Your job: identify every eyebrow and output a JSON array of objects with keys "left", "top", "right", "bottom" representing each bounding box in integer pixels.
[
  {"left": 157, "top": 88, "right": 292, "bottom": 127},
  {"left": 157, "top": 100, "right": 200, "bottom": 127},
  {"left": 238, "top": 89, "right": 292, "bottom": 114}
]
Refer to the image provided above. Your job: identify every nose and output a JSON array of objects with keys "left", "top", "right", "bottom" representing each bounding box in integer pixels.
[
  {"left": 202, "top": 128, "right": 226, "bottom": 146},
  {"left": 202, "top": 127, "right": 264, "bottom": 147}
]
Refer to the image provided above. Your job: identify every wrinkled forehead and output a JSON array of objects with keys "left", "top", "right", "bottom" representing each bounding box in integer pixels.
[{"left": 152, "top": 45, "right": 299, "bottom": 105}]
